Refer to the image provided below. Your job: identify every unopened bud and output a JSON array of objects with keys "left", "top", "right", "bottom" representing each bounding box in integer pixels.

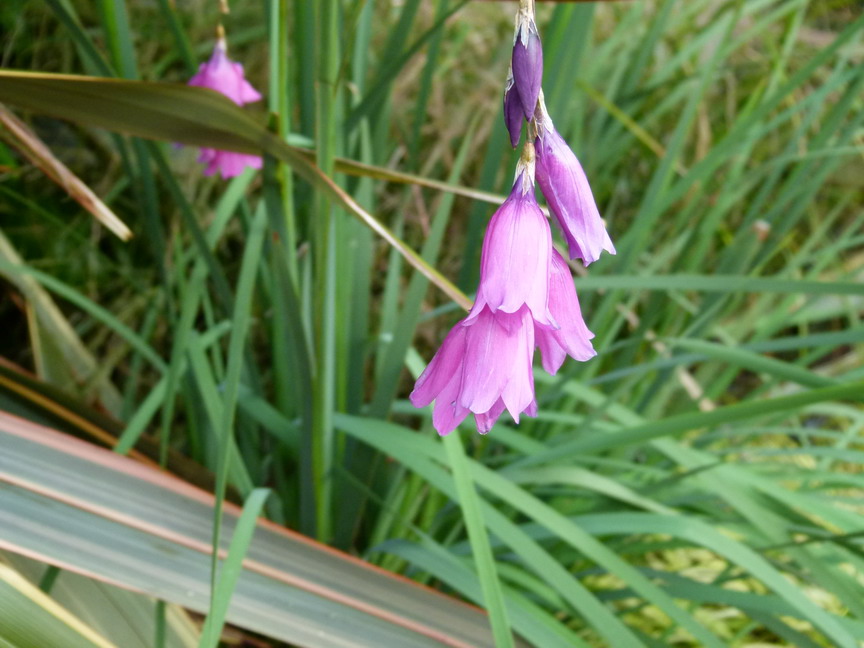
[
  {"left": 503, "top": 68, "right": 523, "bottom": 148},
  {"left": 511, "top": 13, "right": 542, "bottom": 120}
]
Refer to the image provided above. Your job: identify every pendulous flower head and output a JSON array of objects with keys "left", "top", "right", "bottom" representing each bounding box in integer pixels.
[
  {"left": 411, "top": 145, "right": 600, "bottom": 436},
  {"left": 466, "top": 152, "right": 556, "bottom": 329},
  {"left": 411, "top": 1, "right": 606, "bottom": 437},
  {"left": 534, "top": 97, "right": 615, "bottom": 265},
  {"left": 410, "top": 306, "right": 537, "bottom": 436},
  {"left": 188, "top": 39, "right": 262, "bottom": 105},
  {"left": 187, "top": 38, "right": 263, "bottom": 179}
]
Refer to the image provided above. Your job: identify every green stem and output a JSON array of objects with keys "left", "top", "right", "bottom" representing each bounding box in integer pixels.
[{"left": 312, "top": 0, "right": 340, "bottom": 543}]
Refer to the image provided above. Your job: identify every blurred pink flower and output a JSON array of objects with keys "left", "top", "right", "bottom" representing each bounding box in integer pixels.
[
  {"left": 534, "top": 98, "right": 615, "bottom": 265},
  {"left": 187, "top": 40, "right": 262, "bottom": 178}
]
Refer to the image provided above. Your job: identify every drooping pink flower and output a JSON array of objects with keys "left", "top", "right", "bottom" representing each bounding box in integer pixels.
[
  {"left": 535, "top": 250, "right": 596, "bottom": 374},
  {"left": 411, "top": 156, "right": 549, "bottom": 435},
  {"left": 411, "top": 147, "right": 598, "bottom": 436},
  {"left": 511, "top": 12, "right": 542, "bottom": 120},
  {"left": 410, "top": 306, "right": 537, "bottom": 436},
  {"left": 187, "top": 39, "right": 262, "bottom": 178},
  {"left": 466, "top": 164, "right": 555, "bottom": 329},
  {"left": 534, "top": 98, "right": 615, "bottom": 265}
]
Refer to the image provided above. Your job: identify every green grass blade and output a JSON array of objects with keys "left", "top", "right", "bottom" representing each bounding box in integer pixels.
[
  {"left": 443, "top": 433, "right": 514, "bottom": 648},
  {"left": 208, "top": 204, "right": 267, "bottom": 606},
  {"left": 199, "top": 488, "right": 271, "bottom": 648}
]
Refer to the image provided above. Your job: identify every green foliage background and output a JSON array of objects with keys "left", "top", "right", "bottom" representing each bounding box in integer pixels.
[{"left": 0, "top": 0, "right": 863, "bottom": 646}]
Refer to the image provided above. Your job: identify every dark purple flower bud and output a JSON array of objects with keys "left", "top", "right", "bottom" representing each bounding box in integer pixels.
[
  {"left": 535, "top": 100, "right": 615, "bottom": 265},
  {"left": 511, "top": 17, "right": 542, "bottom": 120},
  {"left": 503, "top": 67, "right": 523, "bottom": 148}
]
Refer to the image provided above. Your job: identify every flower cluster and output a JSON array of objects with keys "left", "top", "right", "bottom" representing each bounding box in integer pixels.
[
  {"left": 187, "top": 37, "right": 263, "bottom": 179},
  {"left": 411, "top": 1, "right": 614, "bottom": 436}
]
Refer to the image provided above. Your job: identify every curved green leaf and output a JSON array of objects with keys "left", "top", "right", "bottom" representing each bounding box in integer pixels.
[{"left": 0, "top": 70, "right": 471, "bottom": 309}]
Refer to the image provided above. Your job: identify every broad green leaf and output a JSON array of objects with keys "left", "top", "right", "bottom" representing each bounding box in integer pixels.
[
  {"left": 0, "top": 410, "right": 499, "bottom": 648},
  {"left": 0, "top": 563, "right": 115, "bottom": 648}
]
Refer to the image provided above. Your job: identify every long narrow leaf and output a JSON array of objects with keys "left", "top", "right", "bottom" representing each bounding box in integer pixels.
[{"left": 0, "top": 410, "right": 498, "bottom": 648}]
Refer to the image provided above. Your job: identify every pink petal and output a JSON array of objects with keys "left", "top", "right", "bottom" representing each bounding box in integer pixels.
[
  {"left": 410, "top": 323, "right": 468, "bottom": 408},
  {"left": 536, "top": 250, "right": 596, "bottom": 371},
  {"left": 474, "top": 398, "right": 506, "bottom": 435},
  {"left": 431, "top": 371, "right": 470, "bottom": 436},
  {"left": 459, "top": 308, "right": 522, "bottom": 414},
  {"left": 500, "top": 307, "right": 536, "bottom": 419},
  {"left": 469, "top": 181, "right": 554, "bottom": 327},
  {"left": 535, "top": 326, "right": 567, "bottom": 375},
  {"left": 231, "top": 62, "right": 263, "bottom": 104},
  {"left": 535, "top": 126, "right": 614, "bottom": 265},
  {"left": 196, "top": 149, "right": 262, "bottom": 179}
]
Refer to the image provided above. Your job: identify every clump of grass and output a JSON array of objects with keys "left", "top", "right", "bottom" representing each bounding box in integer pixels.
[{"left": 0, "top": 0, "right": 862, "bottom": 646}]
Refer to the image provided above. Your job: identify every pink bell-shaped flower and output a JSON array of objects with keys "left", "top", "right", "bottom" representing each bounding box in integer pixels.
[
  {"left": 466, "top": 153, "right": 555, "bottom": 329},
  {"left": 410, "top": 306, "right": 537, "bottom": 436},
  {"left": 534, "top": 96, "right": 615, "bottom": 265},
  {"left": 187, "top": 38, "right": 263, "bottom": 179}
]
